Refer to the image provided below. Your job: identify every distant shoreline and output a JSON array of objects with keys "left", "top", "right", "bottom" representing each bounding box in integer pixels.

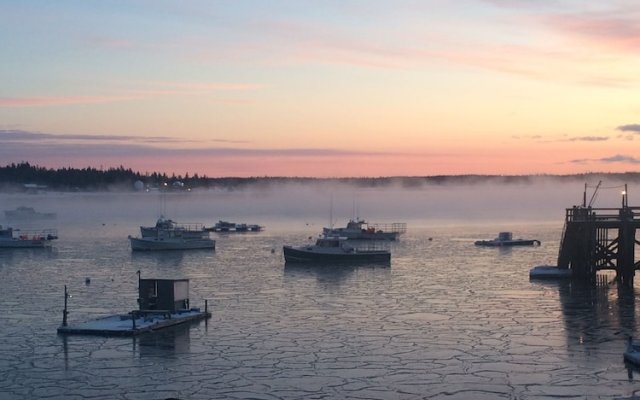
[{"left": 1, "top": 162, "right": 639, "bottom": 192}]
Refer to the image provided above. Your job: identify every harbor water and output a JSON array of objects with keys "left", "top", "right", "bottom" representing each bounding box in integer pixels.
[{"left": 1, "top": 187, "right": 639, "bottom": 399}]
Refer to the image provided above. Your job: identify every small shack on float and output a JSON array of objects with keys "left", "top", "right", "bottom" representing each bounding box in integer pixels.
[{"left": 57, "top": 273, "right": 211, "bottom": 336}]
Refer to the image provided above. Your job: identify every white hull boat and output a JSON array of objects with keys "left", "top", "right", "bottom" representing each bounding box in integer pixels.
[
  {"left": 624, "top": 337, "right": 640, "bottom": 366},
  {"left": 475, "top": 232, "right": 540, "bottom": 247},
  {"left": 129, "top": 216, "right": 215, "bottom": 251},
  {"left": 0, "top": 225, "right": 58, "bottom": 248},
  {"left": 529, "top": 265, "right": 572, "bottom": 279}
]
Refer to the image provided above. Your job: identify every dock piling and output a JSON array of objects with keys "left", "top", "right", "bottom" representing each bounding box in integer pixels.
[
  {"left": 557, "top": 187, "right": 640, "bottom": 286},
  {"left": 62, "top": 285, "right": 69, "bottom": 327}
]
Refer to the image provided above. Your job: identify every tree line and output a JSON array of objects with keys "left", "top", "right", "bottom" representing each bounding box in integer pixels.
[{"left": 0, "top": 162, "right": 639, "bottom": 192}]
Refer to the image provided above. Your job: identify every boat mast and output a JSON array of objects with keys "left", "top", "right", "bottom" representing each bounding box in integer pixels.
[{"left": 329, "top": 194, "right": 334, "bottom": 229}]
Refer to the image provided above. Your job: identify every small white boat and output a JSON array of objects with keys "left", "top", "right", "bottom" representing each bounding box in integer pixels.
[
  {"left": 322, "top": 219, "right": 406, "bottom": 241},
  {"left": 283, "top": 236, "right": 390, "bottom": 264},
  {"left": 624, "top": 337, "right": 640, "bottom": 366},
  {"left": 475, "top": 232, "right": 540, "bottom": 247},
  {"left": 529, "top": 265, "right": 572, "bottom": 279},
  {"left": 0, "top": 225, "right": 58, "bottom": 248},
  {"left": 129, "top": 217, "right": 215, "bottom": 251}
]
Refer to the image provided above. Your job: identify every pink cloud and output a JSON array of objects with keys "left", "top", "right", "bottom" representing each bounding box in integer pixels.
[
  {"left": 0, "top": 80, "right": 265, "bottom": 108},
  {"left": 543, "top": 12, "right": 640, "bottom": 53}
]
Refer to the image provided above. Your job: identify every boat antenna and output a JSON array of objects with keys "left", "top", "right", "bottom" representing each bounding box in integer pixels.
[
  {"left": 587, "top": 180, "right": 602, "bottom": 208},
  {"left": 329, "top": 193, "right": 334, "bottom": 229},
  {"left": 352, "top": 198, "right": 357, "bottom": 221}
]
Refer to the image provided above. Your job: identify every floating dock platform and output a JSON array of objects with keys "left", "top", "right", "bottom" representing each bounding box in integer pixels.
[
  {"left": 57, "top": 308, "right": 211, "bottom": 337},
  {"left": 57, "top": 276, "right": 211, "bottom": 336}
]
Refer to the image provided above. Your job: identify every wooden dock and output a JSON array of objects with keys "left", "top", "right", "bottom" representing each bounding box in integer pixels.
[
  {"left": 557, "top": 194, "right": 640, "bottom": 285},
  {"left": 57, "top": 309, "right": 211, "bottom": 337},
  {"left": 57, "top": 277, "right": 211, "bottom": 337}
]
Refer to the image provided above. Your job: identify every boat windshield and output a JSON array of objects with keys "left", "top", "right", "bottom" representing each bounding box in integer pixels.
[{"left": 316, "top": 238, "right": 340, "bottom": 247}]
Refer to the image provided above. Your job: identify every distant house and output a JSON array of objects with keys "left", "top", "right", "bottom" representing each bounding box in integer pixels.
[{"left": 23, "top": 183, "right": 48, "bottom": 194}]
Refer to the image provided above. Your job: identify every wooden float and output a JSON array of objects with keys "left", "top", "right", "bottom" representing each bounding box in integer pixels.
[{"left": 57, "top": 276, "right": 211, "bottom": 336}]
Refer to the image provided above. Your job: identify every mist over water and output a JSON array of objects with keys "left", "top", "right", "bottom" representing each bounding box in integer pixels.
[
  {"left": 2, "top": 178, "right": 629, "bottom": 232},
  {"left": 1, "top": 179, "right": 639, "bottom": 399}
]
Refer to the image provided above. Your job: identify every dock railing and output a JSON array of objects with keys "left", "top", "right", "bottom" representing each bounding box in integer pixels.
[{"left": 565, "top": 206, "right": 640, "bottom": 223}]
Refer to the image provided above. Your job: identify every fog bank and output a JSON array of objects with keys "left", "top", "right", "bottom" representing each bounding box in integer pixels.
[{"left": 1, "top": 179, "right": 634, "bottom": 233}]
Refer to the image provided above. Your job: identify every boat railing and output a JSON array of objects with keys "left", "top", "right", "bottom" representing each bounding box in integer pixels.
[
  {"left": 176, "top": 223, "right": 205, "bottom": 231},
  {"left": 370, "top": 222, "right": 407, "bottom": 234},
  {"left": 13, "top": 228, "right": 58, "bottom": 240}
]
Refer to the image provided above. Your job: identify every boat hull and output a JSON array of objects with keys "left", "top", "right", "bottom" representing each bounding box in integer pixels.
[
  {"left": 529, "top": 265, "right": 572, "bottom": 279},
  {"left": 624, "top": 338, "right": 640, "bottom": 366},
  {"left": 0, "top": 239, "right": 51, "bottom": 248},
  {"left": 129, "top": 237, "right": 215, "bottom": 251},
  {"left": 283, "top": 246, "right": 390, "bottom": 264},
  {"left": 475, "top": 239, "right": 541, "bottom": 247}
]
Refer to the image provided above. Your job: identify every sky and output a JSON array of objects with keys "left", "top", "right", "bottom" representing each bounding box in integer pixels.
[{"left": 1, "top": 0, "right": 639, "bottom": 177}]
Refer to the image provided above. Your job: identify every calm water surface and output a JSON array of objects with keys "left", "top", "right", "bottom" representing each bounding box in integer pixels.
[{"left": 1, "top": 191, "right": 640, "bottom": 399}]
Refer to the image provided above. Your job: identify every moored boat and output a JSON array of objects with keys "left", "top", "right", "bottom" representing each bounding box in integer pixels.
[
  {"left": 129, "top": 217, "right": 215, "bottom": 251},
  {"left": 475, "top": 232, "right": 540, "bottom": 247},
  {"left": 4, "top": 206, "right": 57, "bottom": 221},
  {"left": 0, "top": 225, "right": 58, "bottom": 248},
  {"left": 206, "top": 220, "right": 263, "bottom": 233},
  {"left": 624, "top": 337, "right": 640, "bottom": 366},
  {"left": 529, "top": 265, "right": 572, "bottom": 279},
  {"left": 283, "top": 236, "right": 391, "bottom": 264},
  {"left": 322, "top": 219, "right": 406, "bottom": 241}
]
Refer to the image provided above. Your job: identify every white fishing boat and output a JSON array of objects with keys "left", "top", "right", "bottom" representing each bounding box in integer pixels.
[
  {"left": 529, "top": 265, "right": 572, "bottom": 279},
  {"left": 322, "top": 219, "right": 406, "bottom": 241},
  {"left": 129, "top": 217, "right": 215, "bottom": 251},
  {"left": 0, "top": 225, "right": 58, "bottom": 248},
  {"left": 283, "top": 236, "right": 390, "bottom": 264},
  {"left": 475, "top": 232, "right": 540, "bottom": 247},
  {"left": 624, "top": 337, "right": 640, "bottom": 366}
]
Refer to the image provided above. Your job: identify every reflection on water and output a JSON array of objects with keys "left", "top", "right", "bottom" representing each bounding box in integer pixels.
[
  {"left": 554, "top": 276, "right": 637, "bottom": 361},
  {"left": 0, "top": 247, "right": 57, "bottom": 268},
  {"left": 283, "top": 263, "right": 391, "bottom": 288},
  {"left": 135, "top": 323, "right": 193, "bottom": 357},
  {"left": 130, "top": 250, "right": 186, "bottom": 268}
]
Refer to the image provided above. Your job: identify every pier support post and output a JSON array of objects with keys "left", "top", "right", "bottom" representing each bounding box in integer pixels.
[
  {"left": 617, "top": 209, "right": 636, "bottom": 286},
  {"left": 62, "top": 285, "right": 69, "bottom": 327}
]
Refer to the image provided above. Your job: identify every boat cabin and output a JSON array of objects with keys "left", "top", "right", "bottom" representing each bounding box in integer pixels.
[
  {"left": 138, "top": 278, "right": 190, "bottom": 313},
  {"left": 316, "top": 237, "right": 342, "bottom": 247},
  {"left": 497, "top": 232, "right": 513, "bottom": 241},
  {"left": 0, "top": 226, "right": 13, "bottom": 238}
]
